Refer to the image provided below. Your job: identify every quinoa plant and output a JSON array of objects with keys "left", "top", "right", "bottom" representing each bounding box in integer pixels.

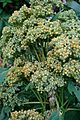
[{"left": 0, "top": 0, "right": 80, "bottom": 120}]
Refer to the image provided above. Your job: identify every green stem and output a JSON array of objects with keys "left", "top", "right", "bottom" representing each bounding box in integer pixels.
[
  {"left": 66, "top": 108, "right": 80, "bottom": 112},
  {"left": 22, "top": 102, "right": 49, "bottom": 104},
  {"left": 32, "top": 45, "right": 41, "bottom": 62},
  {"left": 40, "top": 42, "right": 46, "bottom": 61},
  {"left": 31, "top": 88, "right": 45, "bottom": 113},
  {"left": 62, "top": 87, "right": 64, "bottom": 107},
  {"left": 55, "top": 96, "right": 59, "bottom": 111},
  {"left": 37, "top": 90, "right": 46, "bottom": 112},
  {"left": 0, "top": 17, "right": 11, "bottom": 26}
]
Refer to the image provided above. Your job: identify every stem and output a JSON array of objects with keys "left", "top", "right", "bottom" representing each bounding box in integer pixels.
[
  {"left": 40, "top": 42, "right": 46, "bottom": 61},
  {"left": 61, "top": 87, "right": 64, "bottom": 107},
  {"left": 55, "top": 96, "right": 59, "bottom": 111},
  {"left": 32, "top": 45, "right": 41, "bottom": 62},
  {"left": 62, "top": 100, "right": 68, "bottom": 108},
  {"left": 37, "top": 90, "right": 46, "bottom": 112},
  {"left": 66, "top": 108, "right": 80, "bottom": 112},
  {"left": 0, "top": 17, "right": 11, "bottom": 26},
  {"left": 22, "top": 102, "right": 49, "bottom": 104},
  {"left": 31, "top": 88, "right": 46, "bottom": 113}
]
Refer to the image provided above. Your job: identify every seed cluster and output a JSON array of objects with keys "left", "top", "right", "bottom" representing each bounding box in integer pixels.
[
  {"left": 0, "top": 0, "right": 80, "bottom": 108},
  {"left": 9, "top": 109, "right": 44, "bottom": 120}
]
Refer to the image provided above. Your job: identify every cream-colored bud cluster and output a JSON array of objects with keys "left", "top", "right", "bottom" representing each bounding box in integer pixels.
[
  {"left": 14, "top": 57, "right": 25, "bottom": 67},
  {"left": 52, "top": 0, "right": 63, "bottom": 7},
  {"left": 0, "top": 0, "right": 80, "bottom": 93},
  {"left": 31, "top": 4, "right": 53, "bottom": 18},
  {"left": 70, "top": 37, "right": 80, "bottom": 58},
  {"left": 63, "top": 60, "right": 80, "bottom": 83},
  {"left": 22, "top": 62, "right": 37, "bottom": 78},
  {"left": 9, "top": 109, "right": 44, "bottom": 120},
  {"left": 30, "top": 0, "right": 63, "bottom": 8},
  {"left": 6, "top": 66, "right": 22, "bottom": 86},
  {"left": 8, "top": 5, "right": 31, "bottom": 24},
  {"left": 2, "top": 26, "right": 11, "bottom": 36},
  {"left": 58, "top": 9, "right": 77, "bottom": 21},
  {"left": 30, "top": 62, "right": 65, "bottom": 92},
  {"left": 47, "top": 34, "right": 80, "bottom": 85},
  {"left": 48, "top": 34, "right": 80, "bottom": 62},
  {"left": 47, "top": 57, "right": 62, "bottom": 73},
  {"left": 22, "top": 19, "right": 62, "bottom": 44}
]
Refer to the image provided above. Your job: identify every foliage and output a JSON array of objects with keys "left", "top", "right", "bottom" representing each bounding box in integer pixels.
[
  {"left": 0, "top": 0, "right": 12, "bottom": 7},
  {"left": 0, "top": 0, "right": 30, "bottom": 36},
  {"left": 65, "top": 0, "right": 80, "bottom": 19},
  {"left": 48, "top": 111, "right": 64, "bottom": 120},
  {"left": 0, "top": 67, "right": 9, "bottom": 83},
  {"left": 0, "top": 0, "right": 80, "bottom": 120},
  {"left": 9, "top": 109, "right": 44, "bottom": 120},
  {"left": 68, "top": 81, "right": 80, "bottom": 102},
  {"left": 1, "top": 0, "right": 80, "bottom": 36}
]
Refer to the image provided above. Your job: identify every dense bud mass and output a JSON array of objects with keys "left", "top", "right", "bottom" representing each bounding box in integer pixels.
[
  {"left": 0, "top": 0, "right": 80, "bottom": 117},
  {"left": 9, "top": 109, "right": 44, "bottom": 120},
  {"left": 0, "top": 0, "right": 80, "bottom": 91}
]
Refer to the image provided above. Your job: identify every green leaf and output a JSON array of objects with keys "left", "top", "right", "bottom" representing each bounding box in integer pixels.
[
  {"left": 25, "top": 0, "right": 30, "bottom": 3},
  {"left": 0, "top": 11, "right": 10, "bottom": 27},
  {"left": 68, "top": 81, "right": 75, "bottom": 95},
  {"left": 68, "top": 81, "right": 80, "bottom": 102},
  {"left": 0, "top": 8, "right": 3, "bottom": 14},
  {"left": 66, "top": 0, "right": 80, "bottom": 13},
  {"left": 59, "top": 115, "right": 64, "bottom": 120},
  {"left": 64, "top": 111, "right": 80, "bottom": 120},
  {"left": 0, "top": 106, "right": 11, "bottom": 120},
  {"left": 1, "top": 12, "right": 10, "bottom": 20},
  {"left": 0, "top": 0, "right": 12, "bottom": 7},
  {"left": 51, "top": 11, "right": 63, "bottom": 21},
  {"left": 25, "top": 83, "right": 32, "bottom": 91},
  {"left": 48, "top": 111, "right": 64, "bottom": 120},
  {"left": 0, "top": 68, "right": 8, "bottom": 73},
  {"left": 0, "top": 67, "right": 9, "bottom": 83},
  {"left": 48, "top": 111, "right": 59, "bottom": 120},
  {"left": 0, "top": 21, "right": 4, "bottom": 32}
]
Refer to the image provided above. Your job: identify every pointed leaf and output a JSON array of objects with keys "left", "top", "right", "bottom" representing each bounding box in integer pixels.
[
  {"left": 48, "top": 111, "right": 64, "bottom": 120},
  {"left": 25, "top": 0, "right": 30, "bottom": 3},
  {"left": 68, "top": 81, "right": 80, "bottom": 102},
  {"left": 66, "top": 0, "right": 80, "bottom": 13},
  {"left": 48, "top": 111, "right": 59, "bottom": 120},
  {"left": 0, "top": 67, "right": 9, "bottom": 83},
  {"left": 0, "top": 9, "right": 3, "bottom": 14},
  {"left": 68, "top": 81, "right": 75, "bottom": 95},
  {"left": 25, "top": 83, "right": 32, "bottom": 91}
]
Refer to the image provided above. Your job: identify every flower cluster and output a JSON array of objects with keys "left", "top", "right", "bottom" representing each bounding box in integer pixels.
[
  {"left": 30, "top": 62, "right": 65, "bottom": 92},
  {"left": 6, "top": 66, "right": 23, "bottom": 86},
  {"left": 49, "top": 34, "right": 80, "bottom": 62},
  {"left": 22, "top": 62, "right": 36, "bottom": 79},
  {"left": 8, "top": 5, "right": 31, "bottom": 24},
  {"left": 58, "top": 9, "right": 77, "bottom": 22},
  {"left": 47, "top": 34, "right": 80, "bottom": 84},
  {"left": 0, "top": 1, "right": 80, "bottom": 91},
  {"left": 0, "top": 2, "right": 63, "bottom": 65},
  {"left": 0, "top": 0, "right": 80, "bottom": 114},
  {"left": 9, "top": 109, "right": 44, "bottom": 120},
  {"left": 63, "top": 60, "right": 80, "bottom": 83}
]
